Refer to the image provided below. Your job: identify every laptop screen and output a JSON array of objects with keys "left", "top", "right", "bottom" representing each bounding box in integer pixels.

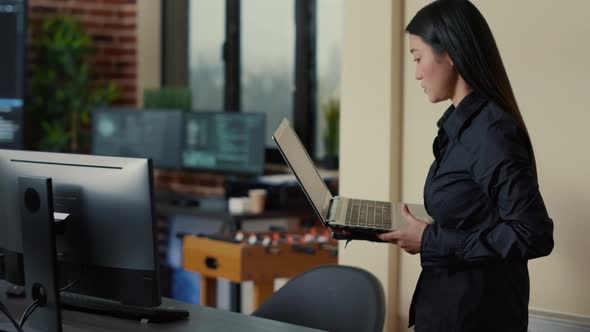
[{"left": 272, "top": 119, "right": 332, "bottom": 223}]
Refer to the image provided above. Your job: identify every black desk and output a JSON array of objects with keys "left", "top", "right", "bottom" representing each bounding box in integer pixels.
[{"left": 0, "top": 295, "right": 324, "bottom": 332}]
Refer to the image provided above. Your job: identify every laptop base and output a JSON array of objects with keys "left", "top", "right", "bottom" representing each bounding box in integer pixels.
[{"left": 330, "top": 226, "right": 387, "bottom": 243}]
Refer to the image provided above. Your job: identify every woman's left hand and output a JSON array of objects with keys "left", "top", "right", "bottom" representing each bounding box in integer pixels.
[{"left": 377, "top": 203, "right": 428, "bottom": 254}]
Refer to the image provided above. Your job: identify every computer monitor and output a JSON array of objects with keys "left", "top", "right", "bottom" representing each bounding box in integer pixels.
[
  {"left": 0, "top": 149, "right": 161, "bottom": 307},
  {"left": 91, "top": 108, "right": 183, "bottom": 169},
  {"left": 0, "top": 0, "right": 27, "bottom": 149},
  {"left": 182, "top": 111, "right": 266, "bottom": 175}
]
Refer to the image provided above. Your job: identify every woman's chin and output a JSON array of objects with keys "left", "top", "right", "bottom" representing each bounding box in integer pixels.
[{"left": 427, "top": 94, "right": 445, "bottom": 104}]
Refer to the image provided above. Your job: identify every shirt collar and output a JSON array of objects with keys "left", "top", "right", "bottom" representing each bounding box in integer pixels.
[{"left": 437, "top": 91, "right": 488, "bottom": 140}]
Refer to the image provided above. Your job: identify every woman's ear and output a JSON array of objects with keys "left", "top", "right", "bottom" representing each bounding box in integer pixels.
[
  {"left": 441, "top": 51, "right": 454, "bottom": 67},
  {"left": 447, "top": 53, "right": 454, "bottom": 67}
]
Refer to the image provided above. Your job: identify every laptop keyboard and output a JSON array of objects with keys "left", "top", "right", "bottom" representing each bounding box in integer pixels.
[{"left": 345, "top": 199, "right": 392, "bottom": 229}]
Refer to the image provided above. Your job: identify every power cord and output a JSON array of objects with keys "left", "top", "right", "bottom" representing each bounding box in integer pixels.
[
  {"left": 0, "top": 301, "right": 24, "bottom": 332},
  {"left": 59, "top": 279, "right": 79, "bottom": 293},
  {"left": 17, "top": 299, "right": 39, "bottom": 328},
  {"left": 18, "top": 279, "right": 79, "bottom": 328}
]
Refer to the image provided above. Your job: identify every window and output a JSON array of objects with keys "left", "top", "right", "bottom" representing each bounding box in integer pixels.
[
  {"left": 189, "top": 0, "right": 226, "bottom": 110},
  {"left": 315, "top": 0, "right": 342, "bottom": 159},
  {"left": 241, "top": 0, "right": 295, "bottom": 148},
  {"left": 184, "top": 0, "right": 342, "bottom": 162}
]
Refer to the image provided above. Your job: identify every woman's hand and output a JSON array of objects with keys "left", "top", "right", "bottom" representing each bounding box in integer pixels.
[{"left": 378, "top": 203, "right": 428, "bottom": 254}]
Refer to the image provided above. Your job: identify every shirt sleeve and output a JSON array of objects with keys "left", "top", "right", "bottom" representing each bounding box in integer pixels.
[{"left": 420, "top": 118, "right": 554, "bottom": 267}]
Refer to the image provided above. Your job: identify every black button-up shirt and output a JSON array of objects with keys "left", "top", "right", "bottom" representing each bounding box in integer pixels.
[{"left": 410, "top": 92, "right": 554, "bottom": 332}]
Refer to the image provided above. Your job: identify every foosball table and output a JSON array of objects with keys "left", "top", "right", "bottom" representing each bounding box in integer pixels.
[{"left": 182, "top": 229, "right": 338, "bottom": 311}]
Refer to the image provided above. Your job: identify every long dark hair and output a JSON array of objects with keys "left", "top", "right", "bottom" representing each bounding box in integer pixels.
[{"left": 406, "top": 0, "right": 537, "bottom": 177}]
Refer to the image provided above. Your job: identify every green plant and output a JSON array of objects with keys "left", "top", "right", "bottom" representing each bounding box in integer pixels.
[
  {"left": 27, "top": 15, "right": 119, "bottom": 153},
  {"left": 143, "top": 87, "right": 192, "bottom": 112},
  {"left": 322, "top": 97, "right": 340, "bottom": 159}
]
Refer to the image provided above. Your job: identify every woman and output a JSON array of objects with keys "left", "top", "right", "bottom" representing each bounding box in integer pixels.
[{"left": 377, "top": 1, "right": 554, "bottom": 331}]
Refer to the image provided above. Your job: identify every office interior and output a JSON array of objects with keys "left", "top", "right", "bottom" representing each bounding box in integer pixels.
[{"left": 0, "top": 0, "right": 589, "bottom": 331}]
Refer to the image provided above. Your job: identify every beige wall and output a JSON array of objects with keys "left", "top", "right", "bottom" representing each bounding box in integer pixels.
[
  {"left": 137, "top": 0, "right": 162, "bottom": 106},
  {"left": 339, "top": 0, "right": 403, "bottom": 331},
  {"left": 341, "top": 0, "right": 590, "bottom": 330}
]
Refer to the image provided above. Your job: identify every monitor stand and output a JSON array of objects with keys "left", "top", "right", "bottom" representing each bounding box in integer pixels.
[{"left": 0, "top": 177, "right": 62, "bottom": 332}]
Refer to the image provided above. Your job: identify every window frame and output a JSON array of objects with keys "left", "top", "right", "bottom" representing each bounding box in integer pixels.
[{"left": 162, "top": 0, "right": 319, "bottom": 163}]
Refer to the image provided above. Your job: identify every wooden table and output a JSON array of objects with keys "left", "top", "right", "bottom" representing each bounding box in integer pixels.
[{"left": 183, "top": 235, "right": 338, "bottom": 311}]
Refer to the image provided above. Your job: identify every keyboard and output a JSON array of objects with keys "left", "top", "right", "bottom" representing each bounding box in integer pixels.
[
  {"left": 60, "top": 292, "right": 189, "bottom": 323},
  {"left": 345, "top": 199, "right": 392, "bottom": 230}
]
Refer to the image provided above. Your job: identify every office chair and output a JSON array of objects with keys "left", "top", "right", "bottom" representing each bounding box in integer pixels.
[{"left": 252, "top": 264, "right": 385, "bottom": 332}]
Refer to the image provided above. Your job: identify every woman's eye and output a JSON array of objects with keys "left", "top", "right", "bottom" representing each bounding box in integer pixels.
[{"left": 413, "top": 58, "right": 420, "bottom": 63}]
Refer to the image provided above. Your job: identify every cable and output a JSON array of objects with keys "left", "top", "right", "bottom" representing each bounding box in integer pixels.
[
  {"left": 0, "top": 301, "right": 22, "bottom": 331},
  {"left": 18, "top": 279, "right": 79, "bottom": 328},
  {"left": 0, "top": 301, "right": 23, "bottom": 332},
  {"left": 18, "top": 299, "right": 39, "bottom": 328},
  {"left": 59, "top": 279, "right": 79, "bottom": 293}
]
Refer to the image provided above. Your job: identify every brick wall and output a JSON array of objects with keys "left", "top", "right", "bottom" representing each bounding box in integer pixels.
[
  {"left": 28, "top": 0, "right": 138, "bottom": 106},
  {"left": 154, "top": 170, "right": 227, "bottom": 197}
]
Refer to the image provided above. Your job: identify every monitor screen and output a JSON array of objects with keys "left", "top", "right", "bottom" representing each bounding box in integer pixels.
[
  {"left": 0, "top": 0, "right": 26, "bottom": 149},
  {"left": 0, "top": 149, "right": 160, "bottom": 306},
  {"left": 0, "top": 107, "right": 22, "bottom": 148},
  {"left": 182, "top": 111, "right": 266, "bottom": 175},
  {"left": 92, "top": 108, "right": 183, "bottom": 169}
]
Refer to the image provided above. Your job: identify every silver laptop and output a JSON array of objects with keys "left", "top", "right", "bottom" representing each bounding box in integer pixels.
[{"left": 272, "top": 118, "right": 431, "bottom": 237}]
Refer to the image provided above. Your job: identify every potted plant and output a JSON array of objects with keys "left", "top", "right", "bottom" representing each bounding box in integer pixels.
[
  {"left": 322, "top": 97, "right": 339, "bottom": 169},
  {"left": 143, "top": 87, "right": 193, "bottom": 112},
  {"left": 27, "top": 15, "right": 119, "bottom": 153}
]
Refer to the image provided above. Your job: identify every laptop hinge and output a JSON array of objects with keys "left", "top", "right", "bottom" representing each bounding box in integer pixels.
[{"left": 325, "top": 197, "right": 338, "bottom": 224}]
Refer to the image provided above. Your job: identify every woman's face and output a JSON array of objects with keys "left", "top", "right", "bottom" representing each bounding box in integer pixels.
[{"left": 409, "top": 34, "right": 457, "bottom": 103}]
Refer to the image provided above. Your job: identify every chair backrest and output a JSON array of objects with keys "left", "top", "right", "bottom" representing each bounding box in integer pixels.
[{"left": 252, "top": 264, "right": 385, "bottom": 332}]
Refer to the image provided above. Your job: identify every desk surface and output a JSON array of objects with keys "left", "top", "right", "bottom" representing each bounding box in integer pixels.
[{"left": 0, "top": 293, "right": 324, "bottom": 332}]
